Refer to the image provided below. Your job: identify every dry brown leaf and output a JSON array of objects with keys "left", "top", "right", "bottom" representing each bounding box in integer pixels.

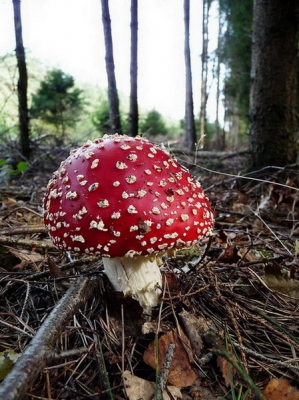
[
  {"left": 47, "top": 257, "right": 67, "bottom": 278},
  {"left": 252, "top": 218, "right": 265, "bottom": 235},
  {"left": 5, "top": 246, "right": 44, "bottom": 270},
  {"left": 264, "top": 263, "right": 299, "bottom": 299},
  {"left": 123, "top": 370, "right": 182, "bottom": 400},
  {"left": 218, "top": 245, "right": 241, "bottom": 264},
  {"left": 143, "top": 329, "right": 198, "bottom": 387},
  {"left": 237, "top": 247, "right": 259, "bottom": 262},
  {"left": 216, "top": 344, "right": 236, "bottom": 387},
  {"left": 2, "top": 197, "right": 18, "bottom": 207},
  {"left": 263, "top": 378, "right": 299, "bottom": 399}
]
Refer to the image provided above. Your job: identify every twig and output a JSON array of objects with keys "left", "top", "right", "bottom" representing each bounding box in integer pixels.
[
  {"left": 0, "top": 276, "right": 102, "bottom": 400},
  {"left": 2, "top": 206, "right": 42, "bottom": 220},
  {"left": 233, "top": 342, "right": 299, "bottom": 372},
  {"left": 161, "top": 283, "right": 211, "bottom": 301},
  {"left": 0, "top": 234, "right": 55, "bottom": 249},
  {"left": 155, "top": 344, "right": 175, "bottom": 400},
  {"left": 0, "top": 225, "right": 46, "bottom": 236}
]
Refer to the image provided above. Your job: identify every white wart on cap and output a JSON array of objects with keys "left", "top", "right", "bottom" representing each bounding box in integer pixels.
[{"left": 44, "top": 134, "right": 214, "bottom": 312}]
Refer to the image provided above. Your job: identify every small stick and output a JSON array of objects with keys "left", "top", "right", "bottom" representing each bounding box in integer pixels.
[
  {"left": 0, "top": 225, "right": 46, "bottom": 236},
  {"left": 233, "top": 342, "right": 299, "bottom": 372},
  {"left": 0, "top": 234, "right": 55, "bottom": 249},
  {"left": 155, "top": 343, "right": 175, "bottom": 400}
]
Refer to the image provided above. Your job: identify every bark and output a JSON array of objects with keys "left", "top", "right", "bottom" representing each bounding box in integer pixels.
[
  {"left": 129, "top": 0, "right": 138, "bottom": 137},
  {"left": 249, "top": 0, "right": 299, "bottom": 168},
  {"left": 0, "top": 277, "right": 101, "bottom": 400},
  {"left": 182, "top": 0, "right": 196, "bottom": 150},
  {"left": 101, "top": 0, "right": 122, "bottom": 134},
  {"left": 12, "top": 0, "right": 30, "bottom": 160},
  {"left": 199, "top": 0, "right": 211, "bottom": 149},
  {"left": 214, "top": 6, "right": 225, "bottom": 150}
]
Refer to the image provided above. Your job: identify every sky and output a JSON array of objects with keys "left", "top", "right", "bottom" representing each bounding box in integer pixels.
[{"left": 0, "top": 0, "right": 221, "bottom": 122}]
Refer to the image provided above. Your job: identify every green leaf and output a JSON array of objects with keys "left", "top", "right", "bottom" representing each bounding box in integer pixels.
[
  {"left": 0, "top": 349, "right": 21, "bottom": 380},
  {"left": 16, "top": 161, "right": 28, "bottom": 173}
]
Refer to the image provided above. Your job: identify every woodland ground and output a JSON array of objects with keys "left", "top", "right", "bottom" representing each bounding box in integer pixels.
[{"left": 0, "top": 141, "right": 299, "bottom": 400}]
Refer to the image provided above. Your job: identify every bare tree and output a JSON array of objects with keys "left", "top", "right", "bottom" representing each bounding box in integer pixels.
[
  {"left": 12, "top": 0, "right": 30, "bottom": 160},
  {"left": 213, "top": 4, "right": 225, "bottom": 150},
  {"left": 129, "top": 0, "right": 138, "bottom": 137},
  {"left": 182, "top": 0, "right": 196, "bottom": 150},
  {"left": 249, "top": 0, "right": 299, "bottom": 167},
  {"left": 101, "top": 0, "right": 122, "bottom": 134},
  {"left": 199, "top": 0, "right": 211, "bottom": 149}
]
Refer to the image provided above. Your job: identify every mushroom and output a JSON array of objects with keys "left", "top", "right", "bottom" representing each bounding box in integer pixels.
[{"left": 43, "top": 134, "right": 214, "bottom": 314}]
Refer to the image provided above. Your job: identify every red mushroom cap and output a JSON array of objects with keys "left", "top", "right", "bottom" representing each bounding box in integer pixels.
[{"left": 44, "top": 134, "right": 213, "bottom": 258}]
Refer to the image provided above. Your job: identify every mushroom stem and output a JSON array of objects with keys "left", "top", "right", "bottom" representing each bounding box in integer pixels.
[{"left": 102, "top": 256, "right": 162, "bottom": 313}]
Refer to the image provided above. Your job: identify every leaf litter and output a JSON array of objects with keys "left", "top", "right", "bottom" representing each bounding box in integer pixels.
[{"left": 0, "top": 151, "right": 299, "bottom": 399}]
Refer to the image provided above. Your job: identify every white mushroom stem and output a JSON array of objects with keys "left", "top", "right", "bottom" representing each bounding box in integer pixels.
[{"left": 102, "top": 256, "right": 162, "bottom": 313}]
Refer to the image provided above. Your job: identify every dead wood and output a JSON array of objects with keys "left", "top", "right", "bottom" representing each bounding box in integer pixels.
[
  {"left": 0, "top": 276, "right": 102, "bottom": 400},
  {"left": 0, "top": 225, "right": 46, "bottom": 236},
  {"left": 0, "top": 234, "right": 55, "bottom": 249}
]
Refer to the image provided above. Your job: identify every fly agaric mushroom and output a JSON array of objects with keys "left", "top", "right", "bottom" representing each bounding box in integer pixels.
[{"left": 43, "top": 134, "right": 213, "bottom": 313}]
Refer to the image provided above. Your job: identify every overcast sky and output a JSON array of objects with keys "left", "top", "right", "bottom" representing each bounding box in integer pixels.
[{"left": 0, "top": 0, "right": 221, "bottom": 121}]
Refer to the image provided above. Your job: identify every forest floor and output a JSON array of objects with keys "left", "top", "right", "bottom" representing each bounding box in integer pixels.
[{"left": 1, "top": 144, "right": 299, "bottom": 400}]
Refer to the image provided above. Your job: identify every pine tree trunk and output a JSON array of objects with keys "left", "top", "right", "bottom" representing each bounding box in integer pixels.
[
  {"left": 214, "top": 6, "right": 225, "bottom": 150},
  {"left": 182, "top": 0, "right": 196, "bottom": 150},
  {"left": 249, "top": 0, "right": 299, "bottom": 168},
  {"left": 12, "top": 0, "right": 30, "bottom": 160},
  {"left": 129, "top": 0, "right": 138, "bottom": 137},
  {"left": 199, "top": 0, "right": 211, "bottom": 150},
  {"left": 101, "top": 0, "right": 122, "bottom": 134}
]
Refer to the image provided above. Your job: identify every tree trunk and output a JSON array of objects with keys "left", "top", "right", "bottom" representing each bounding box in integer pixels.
[
  {"left": 182, "top": 0, "right": 196, "bottom": 150},
  {"left": 199, "top": 0, "right": 211, "bottom": 150},
  {"left": 249, "top": 0, "right": 299, "bottom": 168},
  {"left": 129, "top": 0, "right": 138, "bottom": 137},
  {"left": 12, "top": 0, "right": 30, "bottom": 160},
  {"left": 214, "top": 5, "right": 225, "bottom": 150},
  {"left": 101, "top": 0, "right": 122, "bottom": 134}
]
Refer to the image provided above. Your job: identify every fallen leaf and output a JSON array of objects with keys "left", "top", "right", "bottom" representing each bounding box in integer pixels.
[
  {"left": 263, "top": 378, "right": 299, "bottom": 399},
  {"left": 218, "top": 245, "right": 241, "bottom": 264},
  {"left": 216, "top": 344, "right": 236, "bottom": 387},
  {"left": 123, "top": 370, "right": 182, "bottom": 400},
  {"left": 143, "top": 329, "right": 198, "bottom": 387},
  {"left": 264, "top": 262, "right": 299, "bottom": 299},
  {"left": 141, "top": 321, "right": 172, "bottom": 335},
  {"left": 5, "top": 246, "right": 44, "bottom": 270},
  {"left": 0, "top": 349, "right": 21, "bottom": 380},
  {"left": 47, "top": 256, "right": 67, "bottom": 278}
]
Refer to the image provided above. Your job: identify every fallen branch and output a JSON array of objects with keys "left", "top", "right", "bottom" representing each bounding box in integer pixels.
[
  {"left": 0, "top": 234, "right": 55, "bottom": 249},
  {"left": 156, "top": 343, "right": 175, "bottom": 400},
  {"left": 0, "top": 225, "right": 46, "bottom": 236},
  {"left": 0, "top": 275, "right": 102, "bottom": 400}
]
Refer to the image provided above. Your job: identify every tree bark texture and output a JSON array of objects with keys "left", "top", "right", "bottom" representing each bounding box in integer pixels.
[
  {"left": 249, "top": 0, "right": 299, "bottom": 168},
  {"left": 199, "top": 0, "right": 211, "bottom": 149},
  {"left": 182, "top": 0, "right": 196, "bottom": 150},
  {"left": 129, "top": 0, "right": 138, "bottom": 137},
  {"left": 101, "top": 0, "right": 122, "bottom": 134},
  {"left": 214, "top": 7, "right": 225, "bottom": 150},
  {"left": 12, "top": 0, "right": 30, "bottom": 160}
]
